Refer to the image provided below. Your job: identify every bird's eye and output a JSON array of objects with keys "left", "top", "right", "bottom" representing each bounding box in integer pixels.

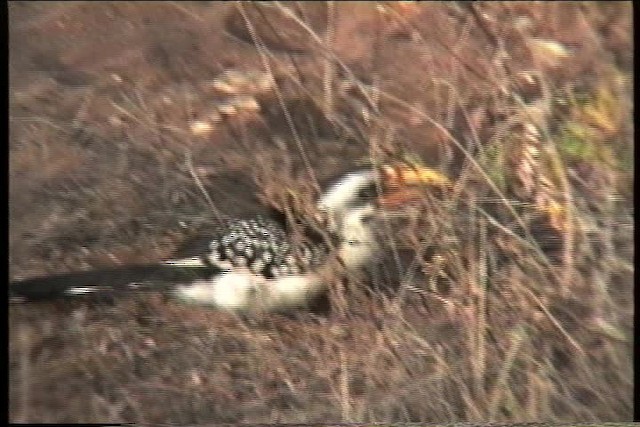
[
  {"left": 357, "top": 184, "right": 378, "bottom": 200},
  {"left": 358, "top": 212, "right": 375, "bottom": 224}
]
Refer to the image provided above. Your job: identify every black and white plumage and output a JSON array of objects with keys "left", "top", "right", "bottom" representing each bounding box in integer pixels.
[
  {"left": 165, "top": 215, "right": 329, "bottom": 278},
  {"left": 10, "top": 164, "right": 450, "bottom": 312},
  {"left": 165, "top": 169, "right": 390, "bottom": 311}
]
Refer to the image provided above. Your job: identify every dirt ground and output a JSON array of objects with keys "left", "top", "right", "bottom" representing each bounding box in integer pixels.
[{"left": 9, "top": 2, "right": 633, "bottom": 424}]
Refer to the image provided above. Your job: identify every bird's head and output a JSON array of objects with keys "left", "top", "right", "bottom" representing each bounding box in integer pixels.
[
  {"left": 316, "top": 162, "right": 451, "bottom": 232},
  {"left": 317, "top": 162, "right": 451, "bottom": 270}
]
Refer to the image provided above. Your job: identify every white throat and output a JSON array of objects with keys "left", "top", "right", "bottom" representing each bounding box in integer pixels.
[{"left": 336, "top": 203, "right": 379, "bottom": 271}]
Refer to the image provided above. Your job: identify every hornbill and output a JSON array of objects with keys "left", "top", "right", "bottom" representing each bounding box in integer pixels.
[{"left": 9, "top": 163, "right": 450, "bottom": 312}]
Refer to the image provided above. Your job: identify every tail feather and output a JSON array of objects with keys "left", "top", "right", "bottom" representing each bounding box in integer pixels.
[{"left": 10, "top": 264, "right": 223, "bottom": 302}]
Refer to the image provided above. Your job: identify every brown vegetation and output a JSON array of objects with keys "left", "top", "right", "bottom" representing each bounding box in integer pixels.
[{"left": 9, "top": 2, "right": 633, "bottom": 423}]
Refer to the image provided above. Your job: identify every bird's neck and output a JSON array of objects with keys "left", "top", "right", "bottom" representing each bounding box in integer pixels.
[{"left": 334, "top": 204, "right": 378, "bottom": 271}]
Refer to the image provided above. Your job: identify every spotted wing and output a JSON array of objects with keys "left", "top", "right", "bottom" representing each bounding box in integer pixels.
[{"left": 164, "top": 216, "right": 328, "bottom": 279}]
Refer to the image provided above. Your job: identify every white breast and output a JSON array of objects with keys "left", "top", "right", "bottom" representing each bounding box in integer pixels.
[
  {"left": 172, "top": 268, "right": 326, "bottom": 312},
  {"left": 172, "top": 269, "right": 265, "bottom": 310}
]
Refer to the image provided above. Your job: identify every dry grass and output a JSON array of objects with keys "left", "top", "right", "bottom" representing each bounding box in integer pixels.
[{"left": 9, "top": 1, "right": 633, "bottom": 424}]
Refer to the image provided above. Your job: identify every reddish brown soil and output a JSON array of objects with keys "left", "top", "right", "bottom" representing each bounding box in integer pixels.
[{"left": 9, "top": 2, "right": 633, "bottom": 424}]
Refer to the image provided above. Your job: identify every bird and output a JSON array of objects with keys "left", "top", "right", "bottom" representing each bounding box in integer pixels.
[{"left": 10, "top": 163, "right": 451, "bottom": 313}]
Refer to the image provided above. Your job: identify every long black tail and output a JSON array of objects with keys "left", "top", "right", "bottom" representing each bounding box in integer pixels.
[{"left": 10, "top": 264, "right": 223, "bottom": 302}]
